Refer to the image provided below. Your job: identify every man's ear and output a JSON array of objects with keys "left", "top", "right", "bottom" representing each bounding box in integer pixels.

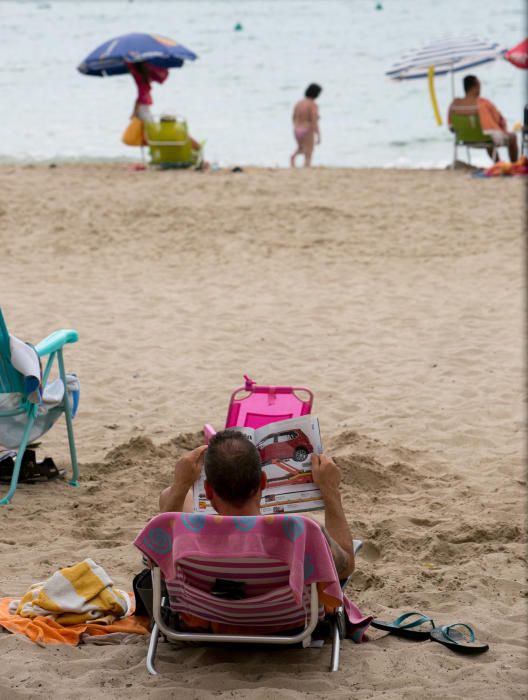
[
  {"left": 204, "top": 480, "right": 214, "bottom": 500},
  {"left": 260, "top": 472, "right": 267, "bottom": 490}
]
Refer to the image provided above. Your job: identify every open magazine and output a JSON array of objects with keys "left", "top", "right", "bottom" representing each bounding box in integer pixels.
[{"left": 193, "top": 415, "right": 324, "bottom": 515}]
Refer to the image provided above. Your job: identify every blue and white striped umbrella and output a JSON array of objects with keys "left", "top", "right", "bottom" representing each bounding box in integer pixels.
[{"left": 386, "top": 36, "right": 505, "bottom": 82}]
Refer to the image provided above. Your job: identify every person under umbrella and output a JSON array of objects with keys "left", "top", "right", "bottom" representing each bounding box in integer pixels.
[
  {"left": 126, "top": 60, "right": 202, "bottom": 154},
  {"left": 126, "top": 61, "right": 168, "bottom": 122},
  {"left": 78, "top": 32, "right": 196, "bottom": 124},
  {"left": 78, "top": 33, "right": 203, "bottom": 160}
]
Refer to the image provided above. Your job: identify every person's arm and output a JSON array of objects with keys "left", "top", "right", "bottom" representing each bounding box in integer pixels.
[
  {"left": 487, "top": 99, "right": 507, "bottom": 131},
  {"left": 496, "top": 106, "right": 507, "bottom": 131},
  {"left": 311, "top": 453, "right": 354, "bottom": 578},
  {"left": 292, "top": 103, "right": 298, "bottom": 124},
  {"left": 447, "top": 100, "right": 454, "bottom": 128},
  {"left": 313, "top": 103, "right": 321, "bottom": 144},
  {"left": 159, "top": 445, "right": 207, "bottom": 513},
  {"left": 480, "top": 98, "right": 507, "bottom": 132},
  {"left": 148, "top": 64, "right": 169, "bottom": 84}
]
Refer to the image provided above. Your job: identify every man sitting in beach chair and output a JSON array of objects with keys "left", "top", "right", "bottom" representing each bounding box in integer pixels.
[
  {"left": 159, "top": 430, "right": 355, "bottom": 579},
  {"left": 448, "top": 75, "right": 518, "bottom": 163},
  {"left": 136, "top": 430, "right": 369, "bottom": 673}
]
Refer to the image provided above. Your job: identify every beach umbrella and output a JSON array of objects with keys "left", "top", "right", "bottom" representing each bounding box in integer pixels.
[
  {"left": 504, "top": 39, "right": 528, "bottom": 69},
  {"left": 386, "top": 36, "right": 505, "bottom": 125},
  {"left": 77, "top": 32, "right": 197, "bottom": 76}
]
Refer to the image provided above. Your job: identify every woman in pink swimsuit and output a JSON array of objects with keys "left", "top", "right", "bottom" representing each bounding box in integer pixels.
[{"left": 290, "top": 83, "right": 322, "bottom": 168}]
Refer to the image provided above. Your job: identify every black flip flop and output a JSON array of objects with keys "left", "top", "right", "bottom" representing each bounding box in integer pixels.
[
  {"left": 0, "top": 449, "right": 64, "bottom": 484},
  {"left": 371, "top": 611, "right": 435, "bottom": 640},
  {"left": 430, "top": 623, "right": 489, "bottom": 654}
]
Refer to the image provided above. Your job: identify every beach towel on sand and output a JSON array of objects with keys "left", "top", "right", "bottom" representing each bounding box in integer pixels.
[
  {"left": 11, "top": 559, "right": 132, "bottom": 625},
  {"left": 0, "top": 559, "right": 149, "bottom": 645},
  {"left": 0, "top": 598, "right": 148, "bottom": 646}
]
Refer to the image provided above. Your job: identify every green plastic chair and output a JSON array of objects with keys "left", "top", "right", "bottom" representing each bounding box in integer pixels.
[
  {"left": 0, "top": 309, "right": 79, "bottom": 505},
  {"left": 145, "top": 119, "right": 203, "bottom": 169},
  {"left": 450, "top": 112, "right": 497, "bottom": 168}
]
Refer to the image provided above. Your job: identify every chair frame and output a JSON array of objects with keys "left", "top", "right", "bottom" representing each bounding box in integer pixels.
[
  {"left": 450, "top": 112, "right": 497, "bottom": 168},
  {"left": 144, "top": 537, "right": 362, "bottom": 675},
  {"left": 0, "top": 310, "right": 79, "bottom": 505},
  {"left": 146, "top": 566, "right": 347, "bottom": 675}
]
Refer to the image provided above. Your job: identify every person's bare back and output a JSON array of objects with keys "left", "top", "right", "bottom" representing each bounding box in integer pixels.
[{"left": 293, "top": 98, "right": 319, "bottom": 129}]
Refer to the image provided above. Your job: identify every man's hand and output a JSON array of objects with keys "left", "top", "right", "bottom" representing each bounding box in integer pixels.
[
  {"left": 311, "top": 453, "right": 341, "bottom": 496},
  {"left": 160, "top": 445, "right": 207, "bottom": 513},
  {"left": 173, "top": 445, "right": 208, "bottom": 490},
  {"left": 312, "top": 453, "right": 355, "bottom": 577}
]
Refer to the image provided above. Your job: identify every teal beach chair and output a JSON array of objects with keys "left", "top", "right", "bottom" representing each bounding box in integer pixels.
[{"left": 0, "top": 309, "right": 79, "bottom": 505}]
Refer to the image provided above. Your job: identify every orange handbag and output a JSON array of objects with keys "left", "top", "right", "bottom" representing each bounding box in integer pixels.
[{"left": 122, "top": 117, "right": 147, "bottom": 146}]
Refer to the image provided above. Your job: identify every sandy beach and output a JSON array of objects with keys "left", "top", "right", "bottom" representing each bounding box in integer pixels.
[{"left": 0, "top": 164, "right": 525, "bottom": 699}]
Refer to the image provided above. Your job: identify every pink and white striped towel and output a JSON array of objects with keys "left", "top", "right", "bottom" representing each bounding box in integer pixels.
[{"left": 134, "top": 513, "right": 372, "bottom": 640}]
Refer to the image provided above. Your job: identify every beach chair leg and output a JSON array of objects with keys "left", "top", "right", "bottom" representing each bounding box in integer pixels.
[
  {"left": 146, "top": 621, "right": 160, "bottom": 675},
  {"left": 0, "top": 410, "right": 36, "bottom": 505},
  {"left": 57, "top": 349, "right": 79, "bottom": 487},
  {"left": 330, "top": 618, "right": 341, "bottom": 672},
  {"left": 453, "top": 141, "right": 457, "bottom": 169}
]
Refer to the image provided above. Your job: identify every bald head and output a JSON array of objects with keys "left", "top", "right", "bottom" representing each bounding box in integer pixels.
[{"left": 204, "top": 430, "right": 262, "bottom": 506}]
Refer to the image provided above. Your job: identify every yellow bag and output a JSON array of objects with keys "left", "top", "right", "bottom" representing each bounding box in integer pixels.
[{"left": 122, "top": 117, "right": 146, "bottom": 146}]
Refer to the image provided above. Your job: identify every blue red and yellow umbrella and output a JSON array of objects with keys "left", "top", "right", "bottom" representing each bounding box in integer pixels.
[{"left": 77, "top": 32, "right": 197, "bottom": 77}]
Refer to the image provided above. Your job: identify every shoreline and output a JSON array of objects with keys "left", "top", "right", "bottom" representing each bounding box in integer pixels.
[{"left": 0, "top": 156, "right": 486, "bottom": 171}]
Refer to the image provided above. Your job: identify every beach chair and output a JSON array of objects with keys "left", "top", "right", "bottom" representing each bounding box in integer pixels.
[
  {"left": 522, "top": 127, "right": 528, "bottom": 157},
  {"left": 145, "top": 117, "right": 203, "bottom": 169},
  {"left": 134, "top": 513, "right": 370, "bottom": 675},
  {"left": 203, "top": 375, "right": 314, "bottom": 443},
  {"left": 450, "top": 112, "right": 497, "bottom": 167},
  {"left": 0, "top": 309, "right": 79, "bottom": 505}
]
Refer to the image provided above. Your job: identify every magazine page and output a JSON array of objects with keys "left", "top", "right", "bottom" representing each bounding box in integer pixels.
[
  {"left": 250, "top": 415, "right": 324, "bottom": 514},
  {"left": 193, "top": 415, "right": 324, "bottom": 515}
]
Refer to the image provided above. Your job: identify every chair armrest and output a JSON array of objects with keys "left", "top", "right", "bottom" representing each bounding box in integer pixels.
[
  {"left": 35, "top": 329, "right": 79, "bottom": 356},
  {"left": 203, "top": 424, "right": 217, "bottom": 444}
]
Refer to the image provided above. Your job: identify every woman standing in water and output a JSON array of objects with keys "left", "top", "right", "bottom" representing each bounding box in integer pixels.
[{"left": 290, "top": 83, "right": 322, "bottom": 168}]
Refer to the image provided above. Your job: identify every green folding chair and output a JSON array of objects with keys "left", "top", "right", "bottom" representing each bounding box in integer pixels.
[
  {"left": 450, "top": 112, "right": 497, "bottom": 168},
  {"left": 0, "top": 308, "right": 79, "bottom": 505},
  {"left": 145, "top": 118, "right": 203, "bottom": 169}
]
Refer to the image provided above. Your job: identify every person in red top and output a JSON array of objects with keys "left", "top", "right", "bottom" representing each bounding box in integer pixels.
[
  {"left": 126, "top": 61, "right": 169, "bottom": 123},
  {"left": 448, "top": 75, "right": 518, "bottom": 162}
]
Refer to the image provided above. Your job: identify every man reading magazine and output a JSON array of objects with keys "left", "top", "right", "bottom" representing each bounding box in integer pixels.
[{"left": 159, "top": 430, "right": 355, "bottom": 579}]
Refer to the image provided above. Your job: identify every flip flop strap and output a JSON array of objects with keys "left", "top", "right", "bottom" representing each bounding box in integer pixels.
[
  {"left": 441, "top": 623, "right": 475, "bottom": 644},
  {"left": 394, "top": 612, "right": 435, "bottom": 629}
]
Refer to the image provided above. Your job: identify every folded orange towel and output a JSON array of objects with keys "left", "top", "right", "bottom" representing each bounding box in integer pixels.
[{"left": 0, "top": 597, "right": 149, "bottom": 645}]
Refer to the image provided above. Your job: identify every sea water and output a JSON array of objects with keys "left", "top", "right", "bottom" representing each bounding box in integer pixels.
[{"left": 0, "top": 0, "right": 525, "bottom": 167}]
